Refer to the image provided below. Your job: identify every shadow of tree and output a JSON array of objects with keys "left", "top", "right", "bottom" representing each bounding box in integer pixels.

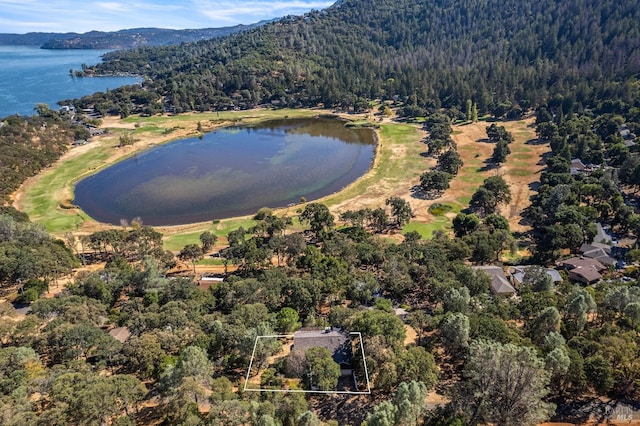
[
  {"left": 410, "top": 185, "right": 443, "bottom": 200},
  {"left": 525, "top": 138, "right": 546, "bottom": 145}
]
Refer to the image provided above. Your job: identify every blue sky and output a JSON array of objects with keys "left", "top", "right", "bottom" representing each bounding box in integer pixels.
[{"left": 0, "top": 0, "right": 336, "bottom": 34}]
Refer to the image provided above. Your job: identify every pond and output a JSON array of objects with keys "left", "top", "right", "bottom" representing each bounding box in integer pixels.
[{"left": 73, "top": 118, "right": 376, "bottom": 226}]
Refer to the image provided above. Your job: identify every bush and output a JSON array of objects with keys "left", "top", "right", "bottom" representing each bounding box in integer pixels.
[
  {"left": 428, "top": 203, "right": 453, "bottom": 216},
  {"left": 254, "top": 207, "right": 273, "bottom": 220},
  {"left": 15, "top": 279, "right": 48, "bottom": 304}
]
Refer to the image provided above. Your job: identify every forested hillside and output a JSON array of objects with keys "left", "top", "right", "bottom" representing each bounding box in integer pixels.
[
  {"left": 0, "top": 24, "right": 266, "bottom": 50},
  {"left": 77, "top": 0, "right": 640, "bottom": 115},
  {"left": 0, "top": 106, "right": 87, "bottom": 204}
]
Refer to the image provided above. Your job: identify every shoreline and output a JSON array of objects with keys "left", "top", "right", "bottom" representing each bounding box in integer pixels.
[{"left": 12, "top": 108, "right": 386, "bottom": 236}]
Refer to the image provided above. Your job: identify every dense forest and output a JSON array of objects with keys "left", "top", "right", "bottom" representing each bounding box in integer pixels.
[
  {"left": 2, "top": 0, "right": 640, "bottom": 424},
  {"left": 0, "top": 105, "right": 88, "bottom": 204},
  {"left": 73, "top": 0, "right": 640, "bottom": 116}
]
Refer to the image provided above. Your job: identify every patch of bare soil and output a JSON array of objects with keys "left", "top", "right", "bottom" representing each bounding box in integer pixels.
[
  {"left": 425, "top": 391, "right": 449, "bottom": 410},
  {"left": 404, "top": 324, "right": 418, "bottom": 346}
]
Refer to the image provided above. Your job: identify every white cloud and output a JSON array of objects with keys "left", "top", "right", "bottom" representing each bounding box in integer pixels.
[
  {"left": 96, "top": 2, "right": 131, "bottom": 12},
  {"left": 195, "top": 0, "right": 334, "bottom": 23},
  {"left": 0, "top": 0, "right": 336, "bottom": 33}
]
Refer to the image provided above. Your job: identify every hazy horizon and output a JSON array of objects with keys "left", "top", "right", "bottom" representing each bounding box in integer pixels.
[{"left": 0, "top": 0, "right": 335, "bottom": 34}]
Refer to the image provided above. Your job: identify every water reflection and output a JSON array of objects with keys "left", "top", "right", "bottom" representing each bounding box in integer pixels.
[{"left": 74, "top": 118, "right": 375, "bottom": 226}]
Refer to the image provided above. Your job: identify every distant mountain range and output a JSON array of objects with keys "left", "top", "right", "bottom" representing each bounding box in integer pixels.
[{"left": 0, "top": 23, "right": 268, "bottom": 49}]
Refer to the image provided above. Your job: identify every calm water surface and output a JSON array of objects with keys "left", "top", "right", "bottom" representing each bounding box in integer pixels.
[
  {"left": 0, "top": 46, "right": 140, "bottom": 117},
  {"left": 74, "top": 118, "right": 375, "bottom": 225}
]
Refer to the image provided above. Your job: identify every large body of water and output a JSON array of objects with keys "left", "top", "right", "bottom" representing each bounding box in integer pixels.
[
  {"left": 74, "top": 118, "right": 376, "bottom": 226},
  {"left": 0, "top": 46, "right": 140, "bottom": 117}
]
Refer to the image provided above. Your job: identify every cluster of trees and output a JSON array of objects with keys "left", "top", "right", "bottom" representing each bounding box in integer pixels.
[
  {"left": 468, "top": 176, "right": 512, "bottom": 217},
  {"left": 419, "top": 114, "right": 463, "bottom": 196},
  {"left": 451, "top": 210, "right": 515, "bottom": 264},
  {"left": 524, "top": 97, "right": 640, "bottom": 261},
  {"left": 70, "top": 0, "right": 639, "bottom": 118},
  {"left": 67, "top": 224, "right": 174, "bottom": 268},
  {"left": 0, "top": 211, "right": 78, "bottom": 299},
  {"left": 486, "top": 123, "right": 514, "bottom": 164}
]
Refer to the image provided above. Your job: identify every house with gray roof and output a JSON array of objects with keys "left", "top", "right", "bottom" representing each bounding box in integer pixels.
[
  {"left": 509, "top": 265, "right": 563, "bottom": 287},
  {"left": 579, "top": 242, "right": 612, "bottom": 255},
  {"left": 292, "top": 328, "right": 353, "bottom": 376},
  {"left": 472, "top": 265, "right": 516, "bottom": 296},
  {"left": 578, "top": 224, "right": 618, "bottom": 267},
  {"left": 581, "top": 248, "right": 617, "bottom": 268},
  {"left": 560, "top": 257, "right": 606, "bottom": 284}
]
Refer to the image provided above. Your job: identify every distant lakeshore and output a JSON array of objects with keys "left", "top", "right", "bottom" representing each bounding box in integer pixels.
[{"left": 0, "top": 46, "right": 140, "bottom": 117}]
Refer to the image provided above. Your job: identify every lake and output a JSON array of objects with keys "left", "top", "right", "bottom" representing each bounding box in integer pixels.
[
  {"left": 74, "top": 118, "right": 376, "bottom": 226},
  {"left": 0, "top": 46, "right": 140, "bottom": 118}
]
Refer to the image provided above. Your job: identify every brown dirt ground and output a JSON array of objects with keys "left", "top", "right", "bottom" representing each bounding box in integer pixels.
[{"left": 404, "top": 324, "right": 418, "bottom": 346}]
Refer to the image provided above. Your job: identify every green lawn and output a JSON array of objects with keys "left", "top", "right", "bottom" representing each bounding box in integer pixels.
[
  {"left": 20, "top": 140, "right": 115, "bottom": 232},
  {"left": 403, "top": 219, "right": 452, "bottom": 238},
  {"left": 162, "top": 217, "right": 258, "bottom": 251},
  {"left": 321, "top": 123, "right": 426, "bottom": 206},
  {"left": 196, "top": 258, "right": 226, "bottom": 266}
]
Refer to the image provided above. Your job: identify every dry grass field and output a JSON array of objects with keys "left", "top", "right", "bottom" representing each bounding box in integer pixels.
[{"left": 330, "top": 116, "right": 543, "bottom": 237}]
